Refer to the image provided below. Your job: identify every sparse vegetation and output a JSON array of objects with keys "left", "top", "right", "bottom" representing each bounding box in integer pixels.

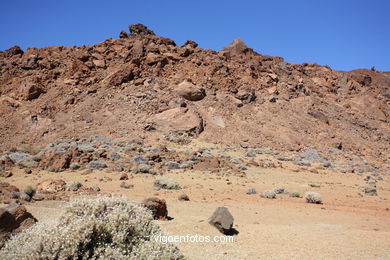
[
  {"left": 289, "top": 191, "right": 301, "bottom": 198},
  {"left": 19, "top": 146, "right": 43, "bottom": 155},
  {"left": 23, "top": 186, "right": 36, "bottom": 197},
  {"left": 304, "top": 192, "right": 323, "bottom": 204},
  {"left": 261, "top": 190, "right": 276, "bottom": 199},
  {"left": 0, "top": 196, "right": 184, "bottom": 259}
]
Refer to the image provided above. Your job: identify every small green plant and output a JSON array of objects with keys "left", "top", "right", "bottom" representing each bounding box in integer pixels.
[
  {"left": 20, "top": 146, "right": 43, "bottom": 155},
  {"left": 23, "top": 186, "right": 36, "bottom": 197}
]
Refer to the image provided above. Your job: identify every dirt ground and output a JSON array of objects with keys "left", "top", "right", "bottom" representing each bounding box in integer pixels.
[{"left": 5, "top": 154, "right": 390, "bottom": 260}]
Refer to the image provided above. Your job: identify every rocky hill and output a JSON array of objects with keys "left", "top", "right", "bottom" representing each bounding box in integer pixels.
[{"left": 0, "top": 24, "right": 389, "bottom": 166}]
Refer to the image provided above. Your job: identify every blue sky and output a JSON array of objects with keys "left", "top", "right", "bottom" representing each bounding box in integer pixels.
[{"left": 0, "top": 0, "right": 389, "bottom": 71}]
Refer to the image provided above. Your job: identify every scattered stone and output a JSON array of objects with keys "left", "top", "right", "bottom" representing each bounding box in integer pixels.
[
  {"left": 245, "top": 151, "right": 256, "bottom": 158},
  {"left": 289, "top": 191, "right": 300, "bottom": 198},
  {"left": 19, "top": 192, "right": 31, "bottom": 201},
  {"left": 154, "top": 178, "right": 181, "bottom": 190},
  {"left": 134, "top": 164, "right": 155, "bottom": 174},
  {"left": 304, "top": 192, "right": 323, "bottom": 204},
  {"left": 69, "top": 163, "right": 81, "bottom": 170},
  {"left": 261, "top": 190, "right": 276, "bottom": 199},
  {"left": 245, "top": 188, "right": 257, "bottom": 195},
  {"left": 277, "top": 157, "right": 294, "bottom": 162},
  {"left": 120, "top": 182, "right": 133, "bottom": 189},
  {"left": 32, "top": 194, "right": 45, "bottom": 201},
  {"left": 66, "top": 182, "right": 82, "bottom": 192},
  {"left": 363, "top": 184, "right": 377, "bottom": 196},
  {"left": 165, "top": 161, "right": 180, "bottom": 170},
  {"left": 208, "top": 207, "right": 234, "bottom": 235},
  {"left": 24, "top": 169, "right": 32, "bottom": 174},
  {"left": 272, "top": 188, "right": 285, "bottom": 194},
  {"left": 178, "top": 194, "right": 190, "bottom": 201},
  {"left": 119, "top": 173, "right": 129, "bottom": 180},
  {"left": 141, "top": 197, "right": 168, "bottom": 220},
  {"left": 36, "top": 179, "right": 66, "bottom": 193},
  {"left": 90, "top": 185, "right": 101, "bottom": 192},
  {"left": 87, "top": 160, "right": 107, "bottom": 170},
  {"left": 0, "top": 171, "right": 12, "bottom": 178}
]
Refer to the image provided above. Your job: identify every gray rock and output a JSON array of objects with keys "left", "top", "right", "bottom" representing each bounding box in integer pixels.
[
  {"left": 208, "top": 207, "right": 234, "bottom": 235},
  {"left": 70, "top": 163, "right": 81, "bottom": 170},
  {"left": 245, "top": 188, "right": 257, "bottom": 195},
  {"left": 87, "top": 160, "right": 107, "bottom": 170},
  {"left": 261, "top": 190, "right": 276, "bottom": 199},
  {"left": 109, "top": 152, "right": 121, "bottom": 161},
  {"left": 165, "top": 161, "right": 180, "bottom": 170},
  {"left": 135, "top": 164, "right": 155, "bottom": 174},
  {"left": 272, "top": 188, "right": 285, "bottom": 194},
  {"left": 289, "top": 191, "right": 300, "bottom": 198},
  {"left": 300, "top": 149, "right": 327, "bottom": 163},
  {"left": 154, "top": 178, "right": 181, "bottom": 190},
  {"left": 363, "top": 184, "right": 377, "bottom": 196},
  {"left": 91, "top": 185, "right": 101, "bottom": 192},
  {"left": 277, "top": 157, "right": 294, "bottom": 162},
  {"left": 180, "top": 161, "right": 195, "bottom": 169},
  {"left": 8, "top": 152, "right": 31, "bottom": 164},
  {"left": 238, "top": 164, "right": 247, "bottom": 171},
  {"left": 133, "top": 156, "right": 146, "bottom": 164},
  {"left": 245, "top": 151, "right": 256, "bottom": 158},
  {"left": 19, "top": 192, "right": 31, "bottom": 201},
  {"left": 120, "top": 182, "right": 133, "bottom": 189}
]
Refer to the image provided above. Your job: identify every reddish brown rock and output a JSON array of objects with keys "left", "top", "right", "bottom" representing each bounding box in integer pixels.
[
  {"left": 141, "top": 197, "right": 168, "bottom": 220},
  {"left": 40, "top": 151, "right": 72, "bottom": 172},
  {"left": 0, "top": 203, "right": 37, "bottom": 248},
  {"left": 19, "top": 83, "right": 45, "bottom": 101},
  {"left": 147, "top": 107, "right": 203, "bottom": 135},
  {"left": 174, "top": 81, "right": 206, "bottom": 101},
  {"left": 36, "top": 179, "right": 66, "bottom": 193}
]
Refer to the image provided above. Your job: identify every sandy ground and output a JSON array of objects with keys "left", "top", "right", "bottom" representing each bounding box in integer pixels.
[{"left": 2, "top": 152, "right": 390, "bottom": 260}]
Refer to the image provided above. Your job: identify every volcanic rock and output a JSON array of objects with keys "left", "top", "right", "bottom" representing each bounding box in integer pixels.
[
  {"left": 141, "top": 197, "right": 168, "bottom": 220},
  {"left": 208, "top": 207, "right": 234, "bottom": 235},
  {"left": 174, "top": 81, "right": 206, "bottom": 101}
]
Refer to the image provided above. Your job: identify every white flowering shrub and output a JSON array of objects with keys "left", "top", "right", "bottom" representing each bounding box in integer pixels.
[
  {"left": 0, "top": 196, "right": 184, "bottom": 260},
  {"left": 304, "top": 192, "right": 323, "bottom": 204}
]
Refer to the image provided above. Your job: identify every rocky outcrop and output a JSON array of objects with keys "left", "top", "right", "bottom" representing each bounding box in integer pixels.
[
  {"left": 0, "top": 203, "right": 37, "bottom": 248},
  {"left": 147, "top": 107, "right": 204, "bottom": 135},
  {"left": 141, "top": 197, "right": 168, "bottom": 220}
]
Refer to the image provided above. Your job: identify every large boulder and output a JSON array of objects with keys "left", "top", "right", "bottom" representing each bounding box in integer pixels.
[
  {"left": 147, "top": 107, "right": 203, "bottom": 135},
  {"left": 141, "top": 197, "right": 168, "bottom": 220},
  {"left": 19, "top": 83, "right": 45, "bottom": 101},
  {"left": 104, "top": 65, "right": 136, "bottom": 86},
  {"left": 174, "top": 81, "right": 206, "bottom": 101},
  {"left": 0, "top": 203, "right": 37, "bottom": 248},
  {"left": 39, "top": 151, "right": 72, "bottom": 172},
  {"left": 208, "top": 207, "right": 234, "bottom": 235}
]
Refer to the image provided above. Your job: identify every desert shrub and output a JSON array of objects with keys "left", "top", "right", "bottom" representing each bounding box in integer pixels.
[
  {"left": 261, "top": 190, "right": 276, "bottom": 199},
  {"left": 289, "top": 191, "right": 300, "bottom": 198},
  {"left": 23, "top": 186, "right": 36, "bottom": 197},
  {"left": 304, "top": 192, "right": 323, "bottom": 204},
  {"left": 20, "top": 146, "right": 42, "bottom": 155},
  {"left": 0, "top": 196, "right": 184, "bottom": 260}
]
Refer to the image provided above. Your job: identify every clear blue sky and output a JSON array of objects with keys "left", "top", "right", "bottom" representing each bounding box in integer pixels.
[{"left": 0, "top": 0, "right": 389, "bottom": 71}]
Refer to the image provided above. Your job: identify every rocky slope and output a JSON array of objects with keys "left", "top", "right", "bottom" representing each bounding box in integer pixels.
[{"left": 0, "top": 24, "right": 389, "bottom": 167}]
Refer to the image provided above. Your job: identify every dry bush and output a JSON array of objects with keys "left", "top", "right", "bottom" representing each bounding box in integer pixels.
[{"left": 0, "top": 196, "right": 184, "bottom": 259}]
